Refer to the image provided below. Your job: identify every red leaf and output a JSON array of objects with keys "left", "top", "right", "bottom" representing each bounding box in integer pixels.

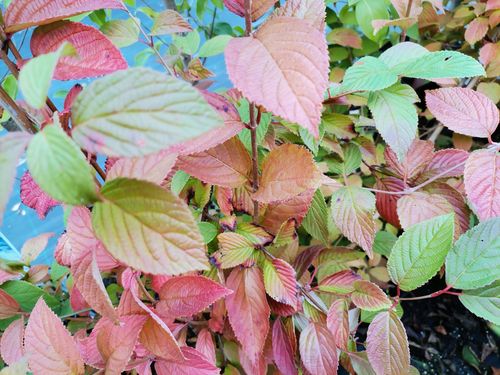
[
  {"left": 375, "top": 176, "right": 404, "bottom": 228},
  {"left": 54, "top": 233, "right": 72, "bottom": 267},
  {"left": 0, "top": 289, "right": 20, "bottom": 319},
  {"left": 426, "top": 88, "right": 499, "bottom": 139},
  {"left": 4, "top": 0, "right": 125, "bottom": 33},
  {"left": 226, "top": 266, "right": 270, "bottom": 363},
  {"left": 157, "top": 275, "right": 232, "bottom": 318},
  {"left": 31, "top": 21, "right": 127, "bottom": 80},
  {"left": 155, "top": 346, "right": 220, "bottom": 375},
  {"left": 416, "top": 149, "right": 469, "bottom": 182},
  {"left": 63, "top": 84, "right": 83, "bottom": 112},
  {"left": 0, "top": 318, "right": 24, "bottom": 366},
  {"left": 464, "top": 149, "right": 500, "bottom": 221},
  {"left": 20, "top": 171, "right": 59, "bottom": 219},
  {"left": 299, "top": 322, "right": 339, "bottom": 375},
  {"left": 25, "top": 298, "right": 84, "bottom": 375},
  {"left": 195, "top": 328, "right": 216, "bottom": 365},
  {"left": 384, "top": 140, "right": 434, "bottom": 182},
  {"left": 272, "top": 319, "right": 297, "bottom": 375},
  {"left": 223, "top": 0, "right": 275, "bottom": 21},
  {"left": 263, "top": 258, "right": 298, "bottom": 308},
  {"left": 0, "top": 269, "right": 20, "bottom": 285},
  {"left": 326, "top": 299, "right": 349, "bottom": 350},
  {"left": 351, "top": 280, "right": 392, "bottom": 311}
]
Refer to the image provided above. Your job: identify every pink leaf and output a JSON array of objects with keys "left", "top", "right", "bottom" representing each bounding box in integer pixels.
[
  {"left": 274, "top": 0, "right": 326, "bottom": 31},
  {"left": 4, "top": 0, "right": 125, "bottom": 33},
  {"left": 69, "top": 286, "right": 89, "bottom": 313},
  {"left": 31, "top": 21, "right": 127, "bottom": 80},
  {"left": 63, "top": 84, "right": 83, "bottom": 112},
  {"left": 0, "top": 290, "right": 20, "bottom": 319},
  {"left": 20, "top": 232, "right": 54, "bottom": 265},
  {"left": 464, "top": 149, "right": 500, "bottom": 221},
  {"left": 169, "top": 91, "right": 245, "bottom": 156},
  {"left": 107, "top": 150, "right": 177, "bottom": 184},
  {"left": 157, "top": 275, "right": 232, "bottom": 318},
  {"left": 263, "top": 258, "right": 298, "bottom": 308},
  {"left": 351, "top": 280, "right": 392, "bottom": 311},
  {"left": 24, "top": 298, "right": 84, "bottom": 375},
  {"left": 0, "top": 318, "right": 24, "bottom": 366},
  {"left": 375, "top": 177, "right": 405, "bottom": 228},
  {"left": 272, "top": 319, "right": 297, "bottom": 375},
  {"left": 177, "top": 137, "right": 252, "bottom": 188},
  {"left": 326, "top": 299, "right": 349, "bottom": 350},
  {"left": 416, "top": 149, "right": 469, "bottom": 182},
  {"left": 20, "top": 171, "right": 59, "bottom": 219},
  {"left": 223, "top": 0, "right": 275, "bottom": 21},
  {"left": 151, "top": 9, "right": 192, "bottom": 35},
  {"left": 397, "top": 192, "right": 454, "bottom": 230},
  {"left": 226, "top": 266, "right": 270, "bottom": 363},
  {"left": 195, "top": 328, "right": 216, "bottom": 365},
  {"left": 384, "top": 140, "right": 434, "bottom": 182},
  {"left": 54, "top": 233, "right": 72, "bottom": 267},
  {"left": 299, "top": 322, "right": 339, "bottom": 375},
  {"left": 0, "top": 270, "right": 20, "bottom": 285},
  {"left": 426, "top": 88, "right": 499, "bottom": 139},
  {"left": 71, "top": 250, "right": 118, "bottom": 322},
  {"left": 155, "top": 346, "right": 220, "bottom": 375},
  {"left": 225, "top": 16, "right": 329, "bottom": 137},
  {"left": 465, "top": 17, "right": 489, "bottom": 45},
  {"left": 366, "top": 311, "right": 410, "bottom": 375},
  {"left": 319, "top": 270, "right": 362, "bottom": 294}
]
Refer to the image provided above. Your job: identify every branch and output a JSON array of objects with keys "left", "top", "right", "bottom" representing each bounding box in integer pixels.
[{"left": 0, "top": 85, "right": 37, "bottom": 133}]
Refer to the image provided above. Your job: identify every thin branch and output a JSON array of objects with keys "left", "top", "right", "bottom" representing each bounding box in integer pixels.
[
  {"left": 136, "top": 275, "right": 156, "bottom": 304},
  {"left": 0, "top": 85, "right": 37, "bottom": 133},
  {"left": 400, "top": 0, "right": 414, "bottom": 42}
]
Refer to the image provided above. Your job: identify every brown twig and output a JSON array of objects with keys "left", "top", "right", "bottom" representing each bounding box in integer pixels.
[
  {"left": 0, "top": 85, "right": 37, "bottom": 133},
  {"left": 400, "top": 0, "right": 414, "bottom": 42}
]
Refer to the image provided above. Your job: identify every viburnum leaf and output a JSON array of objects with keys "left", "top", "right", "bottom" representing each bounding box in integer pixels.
[
  {"left": 0, "top": 280, "right": 59, "bottom": 312},
  {"left": 24, "top": 298, "right": 84, "bottom": 375},
  {"left": 319, "top": 270, "right": 362, "bottom": 294},
  {"left": 465, "top": 17, "right": 489, "bottom": 46},
  {"left": 225, "top": 267, "right": 270, "bottom": 364},
  {"left": 223, "top": 0, "right": 275, "bottom": 21},
  {"left": 262, "top": 258, "right": 298, "bottom": 308},
  {"left": 0, "top": 317, "right": 24, "bottom": 365},
  {"left": 177, "top": 137, "right": 251, "bottom": 188},
  {"left": 20, "top": 232, "right": 54, "bottom": 265},
  {"left": 416, "top": 149, "right": 469, "bottom": 182},
  {"left": 464, "top": 149, "right": 500, "bottom": 221},
  {"left": 20, "top": 171, "right": 59, "bottom": 219},
  {"left": 156, "top": 275, "right": 232, "bottom": 318},
  {"left": 225, "top": 16, "right": 329, "bottom": 137},
  {"left": 71, "top": 251, "right": 118, "bottom": 322},
  {"left": 0, "top": 133, "right": 31, "bottom": 225},
  {"left": 138, "top": 317, "right": 184, "bottom": 362},
  {"left": 355, "top": 0, "right": 389, "bottom": 42},
  {"left": 342, "top": 57, "right": 398, "bottom": 91},
  {"left": 195, "top": 329, "right": 216, "bottom": 365},
  {"left": 372, "top": 18, "right": 417, "bottom": 34},
  {"left": 426, "top": 88, "right": 499, "bottom": 138},
  {"left": 327, "top": 28, "right": 362, "bottom": 49},
  {"left": 331, "top": 186, "right": 376, "bottom": 257},
  {"left": 299, "top": 322, "right": 339, "bottom": 375},
  {"left": 397, "top": 192, "right": 454, "bottom": 230},
  {"left": 107, "top": 150, "right": 177, "bottom": 184},
  {"left": 446, "top": 217, "right": 500, "bottom": 290},
  {"left": 378, "top": 42, "right": 429, "bottom": 75},
  {"left": 31, "top": 21, "right": 126, "bottom": 81},
  {"left": 349, "top": 352, "right": 377, "bottom": 375},
  {"left": 19, "top": 42, "right": 76, "bottom": 109},
  {"left": 92, "top": 178, "right": 208, "bottom": 275},
  {"left": 213, "top": 232, "right": 256, "bottom": 269},
  {"left": 351, "top": 280, "right": 392, "bottom": 311},
  {"left": 459, "top": 280, "right": 500, "bottom": 325},
  {"left": 272, "top": 319, "right": 297, "bottom": 375},
  {"left": 253, "top": 144, "right": 322, "bottom": 203},
  {"left": 326, "top": 299, "right": 349, "bottom": 350},
  {"left": 375, "top": 176, "right": 405, "bottom": 228},
  {"left": 274, "top": 0, "right": 326, "bottom": 31},
  {"left": 4, "top": 0, "right": 124, "bottom": 33},
  {"left": 199, "top": 35, "right": 233, "bottom": 57},
  {"left": 384, "top": 139, "right": 434, "bottom": 182},
  {"left": 26, "top": 123, "right": 98, "bottom": 205},
  {"left": 368, "top": 83, "right": 419, "bottom": 160},
  {"left": 388, "top": 214, "right": 455, "bottom": 291},
  {"left": 150, "top": 9, "right": 192, "bottom": 35},
  {"left": 366, "top": 311, "right": 410, "bottom": 375},
  {"left": 71, "top": 67, "right": 223, "bottom": 157},
  {"left": 155, "top": 346, "right": 220, "bottom": 375},
  {"left": 100, "top": 18, "right": 140, "bottom": 48},
  {"left": 0, "top": 289, "right": 20, "bottom": 319},
  {"left": 302, "top": 189, "right": 337, "bottom": 246}
]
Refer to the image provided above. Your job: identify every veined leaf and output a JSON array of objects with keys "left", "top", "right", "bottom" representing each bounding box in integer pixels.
[
  {"left": 199, "top": 35, "right": 233, "bottom": 57},
  {"left": 272, "top": 319, "right": 298, "bottom": 375},
  {"left": 154, "top": 347, "right": 219, "bottom": 375},
  {"left": 464, "top": 149, "right": 500, "bottom": 221},
  {"left": 351, "top": 280, "right": 391, "bottom": 311},
  {"left": 0, "top": 281, "right": 59, "bottom": 312},
  {"left": 446, "top": 218, "right": 500, "bottom": 290},
  {"left": 459, "top": 281, "right": 500, "bottom": 325},
  {"left": 0, "top": 317, "right": 24, "bottom": 365},
  {"left": 262, "top": 258, "right": 298, "bottom": 308},
  {"left": 20, "top": 232, "right": 54, "bottom": 265},
  {"left": 213, "top": 232, "right": 256, "bottom": 269},
  {"left": 223, "top": 0, "right": 275, "bottom": 21},
  {"left": 225, "top": 16, "right": 329, "bottom": 137},
  {"left": 366, "top": 311, "right": 410, "bottom": 375},
  {"left": 417, "top": 149, "right": 469, "bottom": 182},
  {"left": 342, "top": 57, "right": 397, "bottom": 91},
  {"left": 388, "top": 214, "right": 455, "bottom": 291},
  {"left": 465, "top": 17, "right": 489, "bottom": 46},
  {"left": 299, "top": 322, "right": 339, "bottom": 375},
  {"left": 0, "top": 133, "right": 31, "bottom": 224},
  {"left": 101, "top": 18, "right": 140, "bottom": 48},
  {"left": 379, "top": 42, "right": 430, "bottom": 75},
  {"left": 0, "top": 290, "right": 20, "bottom": 319},
  {"left": 368, "top": 83, "right": 419, "bottom": 160},
  {"left": 26, "top": 123, "right": 98, "bottom": 205},
  {"left": 151, "top": 9, "right": 192, "bottom": 35},
  {"left": 71, "top": 67, "right": 223, "bottom": 157},
  {"left": 92, "top": 178, "right": 209, "bottom": 275},
  {"left": 20, "top": 171, "right": 59, "bottom": 219},
  {"left": 326, "top": 299, "right": 349, "bottom": 350},
  {"left": 397, "top": 192, "right": 454, "bottom": 230},
  {"left": 302, "top": 189, "right": 337, "bottom": 246},
  {"left": 355, "top": 0, "right": 389, "bottom": 42},
  {"left": 274, "top": 0, "right": 326, "bottom": 31},
  {"left": 384, "top": 139, "right": 433, "bottom": 182},
  {"left": 331, "top": 186, "right": 376, "bottom": 257},
  {"left": 319, "top": 270, "right": 362, "bottom": 294}
]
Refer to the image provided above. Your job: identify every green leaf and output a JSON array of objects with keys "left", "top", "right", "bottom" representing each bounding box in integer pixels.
[
  {"left": 0, "top": 280, "right": 59, "bottom": 312},
  {"left": 71, "top": 67, "right": 223, "bottom": 157},
  {"left": 0, "top": 133, "right": 31, "bottom": 224},
  {"left": 238, "top": 102, "right": 271, "bottom": 151},
  {"left": 19, "top": 42, "right": 76, "bottom": 109},
  {"left": 100, "top": 18, "right": 140, "bottom": 48},
  {"left": 396, "top": 51, "right": 485, "bottom": 80},
  {"left": 446, "top": 217, "right": 500, "bottom": 290},
  {"left": 92, "top": 178, "right": 209, "bottom": 275},
  {"left": 378, "top": 42, "right": 430, "bottom": 75},
  {"left": 50, "top": 261, "right": 69, "bottom": 283},
  {"left": 198, "top": 222, "right": 218, "bottom": 244},
  {"left": 355, "top": 0, "right": 389, "bottom": 42},
  {"left": 0, "top": 74, "right": 18, "bottom": 122},
  {"left": 303, "top": 189, "right": 338, "bottom": 245},
  {"left": 459, "top": 281, "right": 500, "bottom": 325},
  {"left": 199, "top": 35, "right": 233, "bottom": 57},
  {"left": 373, "top": 231, "right": 397, "bottom": 257},
  {"left": 368, "top": 83, "right": 419, "bottom": 160},
  {"left": 173, "top": 30, "right": 200, "bottom": 55},
  {"left": 171, "top": 170, "right": 190, "bottom": 195},
  {"left": 27, "top": 123, "right": 98, "bottom": 205},
  {"left": 342, "top": 57, "right": 398, "bottom": 91},
  {"left": 388, "top": 214, "right": 455, "bottom": 291},
  {"left": 213, "top": 232, "right": 256, "bottom": 269},
  {"left": 327, "top": 143, "right": 361, "bottom": 176}
]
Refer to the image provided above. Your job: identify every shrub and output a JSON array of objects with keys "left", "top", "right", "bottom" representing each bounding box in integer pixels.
[{"left": 0, "top": 0, "right": 498, "bottom": 374}]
